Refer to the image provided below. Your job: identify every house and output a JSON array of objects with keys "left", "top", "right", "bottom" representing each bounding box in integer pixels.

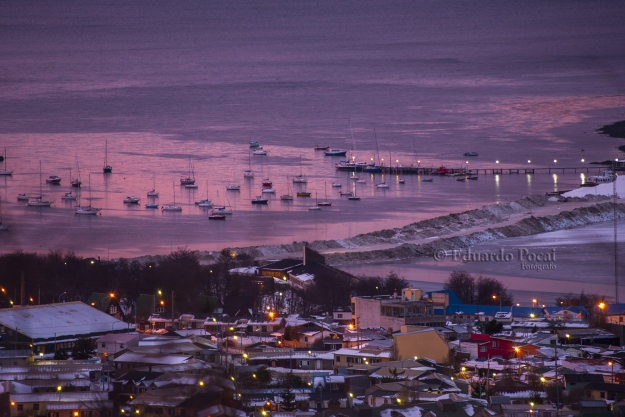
[
  {"left": 259, "top": 259, "right": 303, "bottom": 280},
  {"left": 583, "top": 382, "right": 625, "bottom": 401},
  {"left": 564, "top": 373, "right": 605, "bottom": 391},
  {"left": 333, "top": 347, "right": 392, "bottom": 370},
  {"left": 7, "top": 392, "right": 113, "bottom": 417},
  {"left": 0, "top": 301, "right": 129, "bottom": 355},
  {"left": 393, "top": 328, "right": 451, "bottom": 364},
  {"left": 469, "top": 334, "right": 517, "bottom": 359},
  {"left": 351, "top": 295, "right": 446, "bottom": 332},
  {"left": 501, "top": 404, "right": 579, "bottom": 417},
  {"left": 96, "top": 333, "right": 143, "bottom": 361}
]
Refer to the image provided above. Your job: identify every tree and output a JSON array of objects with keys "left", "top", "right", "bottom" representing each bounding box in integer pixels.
[
  {"left": 255, "top": 365, "right": 273, "bottom": 386},
  {"left": 71, "top": 336, "right": 94, "bottom": 359},
  {"left": 382, "top": 272, "right": 409, "bottom": 296},
  {"left": 281, "top": 386, "right": 296, "bottom": 411},
  {"left": 475, "top": 276, "right": 513, "bottom": 305},
  {"left": 280, "top": 372, "right": 306, "bottom": 388},
  {"left": 479, "top": 319, "right": 504, "bottom": 335},
  {"left": 444, "top": 271, "right": 475, "bottom": 304},
  {"left": 54, "top": 349, "right": 69, "bottom": 360}
]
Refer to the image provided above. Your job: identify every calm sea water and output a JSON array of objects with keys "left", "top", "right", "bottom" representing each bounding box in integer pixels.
[{"left": 1, "top": 0, "right": 625, "bottom": 276}]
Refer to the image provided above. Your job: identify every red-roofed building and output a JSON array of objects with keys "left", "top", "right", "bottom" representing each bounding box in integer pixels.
[{"left": 470, "top": 334, "right": 515, "bottom": 359}]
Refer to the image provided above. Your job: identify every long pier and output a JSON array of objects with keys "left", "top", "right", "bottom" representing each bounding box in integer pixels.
[{"left": 336, "top": 165, "right": 613, "bottom": 176}]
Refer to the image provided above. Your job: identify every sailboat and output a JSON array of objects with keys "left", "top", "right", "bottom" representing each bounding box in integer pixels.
[
  {"left": 244, "top": 151, "right": 254, "bottom": 178},
  {"left": 27, "top": 162, "right": 52, "bottom": 207},
  {"left": 280, "top": 176, "right": 294, "bottom": 201},
  {"left": 348, "top": 184, "right": 361, "bottom": 201},
  {"left": 0, "top": 195, "right": 10, "bottom": 231},
  {"left": 0, "top": 148, "right": 13, "bottom": 176},
  {"left": 318, "top": 182, "right": 332, "bottom": 206},
  {"left": 180, "top": 158, "right": 195, "bottom": 185},
  {"left": 293, "top": 156, "right": 308, "bottom": 183},
  {"left": 211, "top": 192, "right": 233, "bottom": 215},
  {"left": 147, "top": 172, "right": 159, "bottom": 197},
  {"left": 198, "top": 182, "right": 213, "bottom": 208},
  {"left": 71, "top": 156, "right": 82, "bottom": 187},
  {"left": 103, "top": 139, "right": 112, "bottom": 173},
  {"left": 162, "top": 183, "right": 182, "bottom": 212},
  {"left": 308, "top": 191, "right": 322, "bottom": 210},
  {"left": 75, "top": 175, "right": 100, "bottom": 215}
]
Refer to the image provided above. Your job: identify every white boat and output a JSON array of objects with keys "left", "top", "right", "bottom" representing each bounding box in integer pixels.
[
  {"left": 398, "top": 179, "right": 405, "bottom": 184},
  {"left": 0, "top": 196, "right": 10, "bottom": 231},
  {"left": 332, "top": 182, "right": 342, "bottom": 188},
  {"left": 261, "top": 188, "right": 275, "bottom": 194},
  {"left": 244, "top": 152, "right": 254, "bottom": 178},
  {"left": 350, "top": 174, "right": 359, "bottom": 181},
  {"left": 61, "top": 192, "right": 77, "bottom": 201},
  {"left": 211, "top": 207, "right": 233, "bottom": 215},
  {"left": 293, "top": 156, "right": 308, "bottom": 183},
  {"left": 226, "top": 184, "right": 240, "bottom": 191},
  {"left": 27, "top": 162, "right": 52, "bottom": 207},
  {"left": 198, "top": 201, "right": 213, "bottom": 208},
  {"left": 147, "top": 172, "right": 159, "bottom": 197},
  {"left": 253, "top": 148, "right": 268, "bottom": 155},
  {"left": 588, "top": 170, "right": 616, "bottom": 184},
  {"left": 249, "top": 140, "right": 260, "bottom": 148},
  {"left": 309, "top": 192, "right": 322, "bottom": 210},
  {"left": 162, "top": 183, "right": 182, "bottom": 212},
  {"left": 292, "top": 174, "right": 307, "bottom": 184},
  {"left": 75, "top": 175, "right": 100, "bottom": 214},
  {"left": 195, "top": 199, "right": 212, "bottom": 205},
  {"left": 0, "top": 147, "right": 13, "bottom": 176},
  {"left": 123, "top": 196, "right": 140, "bottom": 204},
  {"left": 103, "top": 139, "right": 112, "bottom": 173},
  {"left": 356, "top": 179, "right": 366, "bottom": 184},
  {"left": 375, "top": 182, "right": 390, "bottom": 189}
]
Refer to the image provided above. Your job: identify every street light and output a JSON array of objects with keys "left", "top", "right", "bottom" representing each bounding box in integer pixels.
[
  {"left": 609, "top": 361, "right": 614, "bottom": 383},
  {"left": 492, "top": 295, "right": 501, "bottom": 311}
]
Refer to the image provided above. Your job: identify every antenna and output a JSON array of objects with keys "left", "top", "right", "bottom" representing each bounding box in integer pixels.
[{"left": 614, "top": 169, "right": 619, "bottom": 303}]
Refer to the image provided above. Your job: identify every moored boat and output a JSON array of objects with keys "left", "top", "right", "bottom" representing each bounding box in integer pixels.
[
  {"left": 463, "top": 151, "right": 478, "bottom": 157},
  {"left": 324, "top": 149, "right": 348, "bottom": 156},
  {"left": 46, "top": 175, "right": 61, "bottom": 184},
  {"left": 251, "top": 196, "right": 268, "bottom": 205},
  {"left": 314, "top": 145, "right": 330, "bottom": 151},
  {"left": 123, "top": 196, "right": 140, "bottom": 204},
  {"left": 249, "top": 140, "right": 260, "bottom": 148},
  {"left": 61, "top": 192, "right": 77, "bottom": 201},
  {"left": 226, "top": 184, "right": 241, "bottom": 191},
  {"left": 145, "top": 203, "right": 159, "bottom": 209},
  {"left": 208, "top": 214, "right": 226, "bottom": 220},
  {"left": 296, "top": 191, "right": 311, "bottom": 197}
]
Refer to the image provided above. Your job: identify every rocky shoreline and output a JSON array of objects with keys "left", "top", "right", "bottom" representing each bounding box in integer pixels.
[{"left": 179, "top": 194, "right": 623, "bottom": 267}]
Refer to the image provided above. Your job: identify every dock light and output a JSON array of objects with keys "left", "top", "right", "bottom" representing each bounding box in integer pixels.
[
  {"left": 554, "top": 160, "right": 557, "bottom": 163},
  {"left": 581, "top": 159, "right": 585, "bottom": 163},
  {"left": 496, "top": 160, "right": 499, "bottom": 164},
  {"left": 527, "top": 160, "right": 531, "bottom": 164}
]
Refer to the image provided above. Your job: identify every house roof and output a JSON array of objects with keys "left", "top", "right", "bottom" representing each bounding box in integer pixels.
[
  {"left": 113, "top": 352, "right": 195, "bottom": 365},
  {"left": 260, "top": 259, "right": 303, "bottom": 271},
  {"left": 564, "top": 373, "right": 605, "bottom": 384},
  {"left": 0, "top": 301, "right": 126, "bottom": 340}
]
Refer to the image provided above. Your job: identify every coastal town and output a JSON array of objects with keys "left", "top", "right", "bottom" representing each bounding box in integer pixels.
[{"left": 1, "top": 244, "right": 625, "bottom": 417}]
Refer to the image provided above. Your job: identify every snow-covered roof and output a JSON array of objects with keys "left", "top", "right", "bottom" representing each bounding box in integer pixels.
[
  {"left": 0, "top": 302, "right": 126, "bottom": 340},
  {"left": 331, "top": 347, "right": 392, "bottom": 359}
]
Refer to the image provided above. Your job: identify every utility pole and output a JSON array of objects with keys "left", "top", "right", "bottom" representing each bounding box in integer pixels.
[{"left": 20, "top": 272, "right": 25, "bottom": 307}]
